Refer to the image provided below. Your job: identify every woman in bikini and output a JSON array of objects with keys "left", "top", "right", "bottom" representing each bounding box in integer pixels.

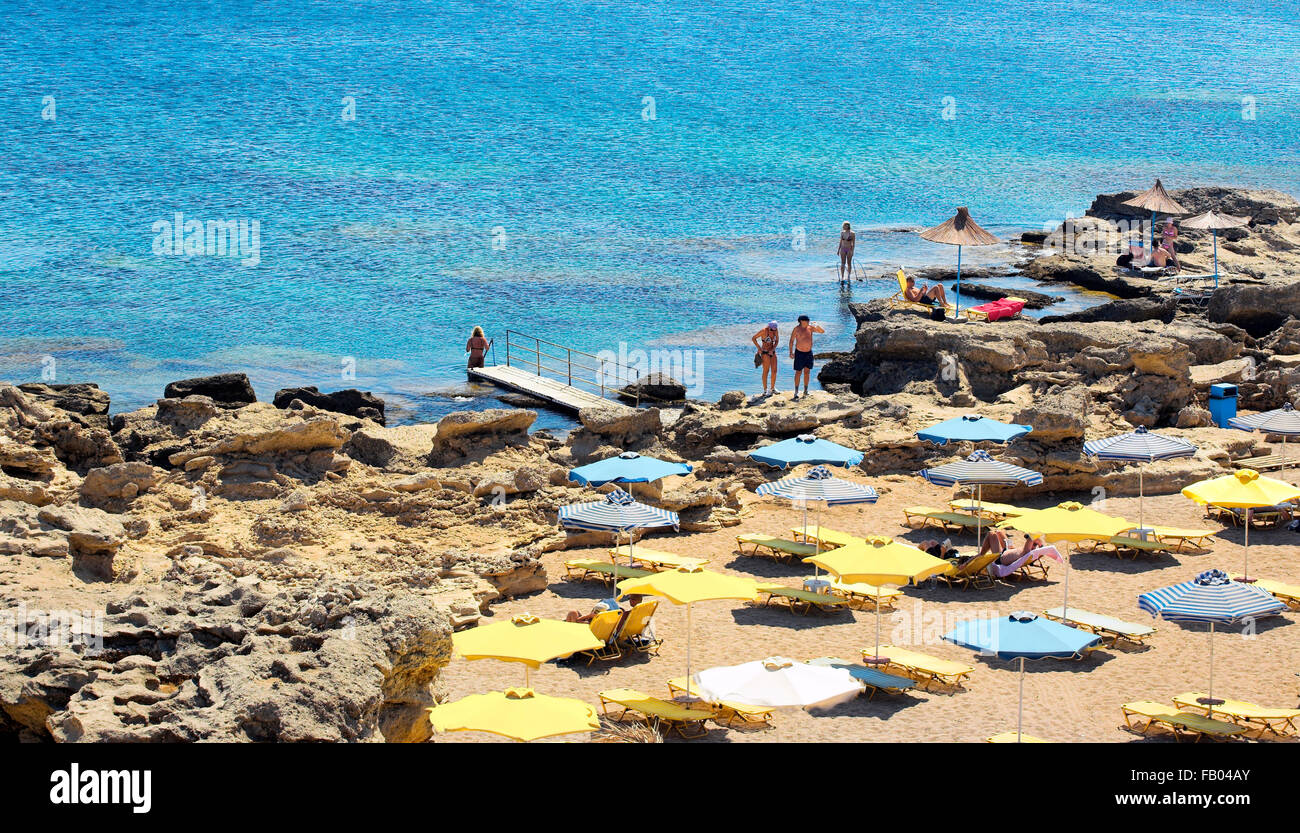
[
  {"left": 466, "top": 326, "right": 489, "bottom": 369},
  {"left": 838, "top": 222, "right": 856, "bottom": 286},
  {"left": 1160, "top": 219, "right": 1181, "bottom": 269},
  {"left": 751, "top": 321, "right": 780, "bottom": 396}
]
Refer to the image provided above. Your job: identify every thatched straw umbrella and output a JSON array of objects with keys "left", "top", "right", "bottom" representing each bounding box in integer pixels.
[
  {"left": 1182, "top": 210, "right": 1250, "bottom": 288},
  {"left": 919, "top": 207, "right": 1000, "bottom": 317},
  {"left": 1123, "top": 178, "right": 1188, "bottom": 247}
]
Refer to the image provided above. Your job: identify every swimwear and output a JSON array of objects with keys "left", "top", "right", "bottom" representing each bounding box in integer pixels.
[
  {"left": 793, "top": 350, "right": 814, "bottom": 371},
  {"left": 759, "top": 331, "right": 778, "bottom": 357}
]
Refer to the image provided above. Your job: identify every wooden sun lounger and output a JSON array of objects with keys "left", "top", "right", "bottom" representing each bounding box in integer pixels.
[
  {"left": 947, "top": 500, "right": 1026, "bottom": 521},
  {"left": 806, "top": 657, "right": 917, "bottom": 699},
  {"left": 1253, "top": 578, "right": 1300, "bottom": 611},
  {"left": 1042, "top": 607, "right": 1156, "bottom": 647},
  {"left": 598, "top": 688, "right": 716, "bottom": 739},
  {"left": 608, "top": 545, "right": 706, "bottom": 571},
  {"left": 1172, "top": 692, "right": 1300, "bottom": 738},
  {"left": 788, "top": 525, "right": 862, "bottom": 550},
  {"left": 736, "top": 533, "right": 820, "bottom": 561},
  {"left": 755, "top": 583, "right": 852, "bottom": 615},
  {"left": 901, "top": 506, "right": 984, "bottom": 533},
  {"left": 666, "top": 678, "right": 775, "bottom": 728},
  {"left": 563, "top": 559, "right": 651, "bottom": 584},
  {"left": 1120, "top": 701, "right": 1245, "bottom": 742},
  {"left": 938, "top": 551, "right": 1000, "bottom": 589},
  {"left": 1150, "top": 526, "right": 1217, "bottom": 552},
  {"left": 827, "top": 579, "right": 902, "bottom": 610},
  {"left": 1100, "top": 535, "right": 1175, "bottom": 560},
  {"left": 986, "top": 732, "right": 1049, "bottom": 743},
  {"left": 864, "top": 645, "right": 974, "bottom": 691},
  {"left": 1231, "top": 454, "right": 1289, "bottom": 472}
]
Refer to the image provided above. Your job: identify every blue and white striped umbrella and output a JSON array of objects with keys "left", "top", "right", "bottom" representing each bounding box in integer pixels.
[
  {"left": 755, "top": 466, "right": 876, "bottom": 573},
  {"left": 559, "top": 489, "right": 680, "bottom": 580},
  {"left": 756, "top": 465, "right": 880, "bottom": 505},
  {"left": 1138, "top": 569, "right": 1287, "bottom": 712},
  {"left": 1083, "top": 426, "right": 1197, "bottom": 529},
  {"left": 918, "top": 450, "right": 1041, "bottom": 541},
  {"left": 1230, "top": 403, "right": 1300, "bottom": 472}
]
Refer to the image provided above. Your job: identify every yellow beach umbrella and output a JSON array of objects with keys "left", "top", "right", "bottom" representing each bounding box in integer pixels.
[
  {"left": 1182, "top": 469, "right": 1300, "bottom": 580},
  {"left": 617, "top": 566, "right": 759, "bottom": 698},
  {"left": 451, "top": 614, "right": 605, "bottom": 687},
  {"left": 805, "top": 535, "right": 954, "bottom": 665},
  {"left": 999, "top": 501, "right": 1134, "bottom": 622},
  {"left": 428, "top": 687, "right": 600, "bottom": 742}
]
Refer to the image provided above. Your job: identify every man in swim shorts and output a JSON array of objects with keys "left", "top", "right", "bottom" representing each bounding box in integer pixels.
[{"left": 788, "top": 314, "right": 824, "bottom": 400}]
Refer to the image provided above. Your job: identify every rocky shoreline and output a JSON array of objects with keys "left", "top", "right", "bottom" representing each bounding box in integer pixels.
[{"left": 3, "top": 184, "right": 1298, "bottom": 742}]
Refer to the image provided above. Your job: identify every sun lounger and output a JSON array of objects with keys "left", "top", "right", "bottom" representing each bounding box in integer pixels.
[
  {"left": 563, "top": 558, "right": 652, "bottom": 584},
  {"left": 577, "top": 609, "right": 629, "bottom": 665},
  {"left": 986, "top": 732, "right": 1049, "bottom": 743},
  {"left": 1150, "top": 526, "right": 1216, "bottom": 552},
  {"left": 617, "top": 600, "right": 663, "bottom": 655},
  {"left": 965, "top": 297, "right": 1027, "bottom": 322},
  {"left": 1120, "top": 701, "right": 1245, "bottom": 742},
  {"left": 666, "top": 678, "right": 775, "bottom": 727},
  {"left": 805, "top": 657, "right": 917, "bottom": 699},
  {"left": 736, "top": 533, "right": 820, "bottom": 561},
  {"left": 1100, "top": 534, "right": 1175, "bottom": 559},
  {"left": 1252, "top": 578, "right": 1300, "bottom": 611},
  {"left": 889, "top": 269, "right": 956, "bottom": 316},
  {"left": 1211, "top": 503, "right": 1294, "bottom": 528},
  {"left": 948, "top": 500, "right": 1025, "bottom": 520},
  {"left": 788, "top": 525, "right": 862, "bottom": 550},
  {"left": 1230, "top": 453, "right": 1288, "bottom": 472},
  {"left": 901, "top": 506, "right": 984, "bottom": 533},
  {"left": 938, "top": 550, "right": 1001, "bottom": 589},
  {"left": 1172, "top": 692, "right": 1299, "bottom": 738},
  {"left": 827, "top": 579, "right": 902, "bottom": 610},
  {"left": 1042, "top": 606, "right": 1156, "bottom": 647},
  {"left": 598, "top": 688, "right": 716, "bottom": 739},
  {"left": 755, "top": 583, "right": 852, "bottom": 615},
  {"left": 608, "top": 545, "right": 706, "bottom": 571},
  {"left": 864, "top": 645, "right": 974, "bottom": 691}
]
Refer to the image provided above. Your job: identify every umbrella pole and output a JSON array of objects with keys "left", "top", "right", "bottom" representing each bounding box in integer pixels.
[
  {"left": 1138, "top": 469, "right": 1144, "bottom": 530},
  {"left": 1017, "top": 657, "right": 1025, "bottom": 743},
  {"left": 976, "top": 484, "right": 983, "bottom": 545},
  {"left": 955, "top": 245, "right": 962, "bottom": 317},
  {"left": 1061, "top": 542, "right": 1071, "bottom": 624},
  {"left": 1213, "top": 230, "right": 1219, "bottom": 289},
  {"left": 1208, "top": 622, "right": 1215, "bottom": 719},
  {"left": 1243, "top": 513, "right": 1250, "bottom": 580},
  {"left": 685, "top": 602, "right": 694, "bottom": 699},
  {"left": 525, "top": 665, "right": 531, "bottom": 689},
  {"left": 813, "top": 502, "right": 822, "bottom": 578}
]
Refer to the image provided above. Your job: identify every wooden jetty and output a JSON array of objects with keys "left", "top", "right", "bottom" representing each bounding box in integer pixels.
[{"left": 467, "top": 330, "right": 635, "bottom": 413}]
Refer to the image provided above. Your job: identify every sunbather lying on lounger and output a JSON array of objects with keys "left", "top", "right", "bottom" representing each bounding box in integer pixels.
[
  {"left": 919, "top": 538, "right": 959, "bottom": 560},
  {"left": 976, "top": 530, "right": 1044, "bottom": 564}
]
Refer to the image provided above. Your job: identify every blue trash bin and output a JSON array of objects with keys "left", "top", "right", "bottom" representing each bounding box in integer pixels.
[{"left": 1208, "top": 383, "right": 1238, "bottom": 428}]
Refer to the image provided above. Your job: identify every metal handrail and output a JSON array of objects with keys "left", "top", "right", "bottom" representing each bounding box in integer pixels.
[{"left": 502, "top": 329, "right": 643, "bottom": 405}]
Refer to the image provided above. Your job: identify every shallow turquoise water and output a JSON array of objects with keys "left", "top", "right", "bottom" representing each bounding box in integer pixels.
[{"left": 1, "top": 1, "right": 1298, "bottom": 425}]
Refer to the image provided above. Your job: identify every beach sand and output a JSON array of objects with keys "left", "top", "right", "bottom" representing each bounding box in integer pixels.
[{"left": 434, "top": 474, "right": 1300, "bottom": 743}]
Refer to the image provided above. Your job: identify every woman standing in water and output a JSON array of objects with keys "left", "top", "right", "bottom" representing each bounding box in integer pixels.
[
  {"left": 838, "top": 221, "right": 856, "bottom": 286},
  {"left": 751, "top": 321, "right": 780, "bottom": 396},
  {"left": 466, "top": 326, "right": 489, "bottom": 369}
]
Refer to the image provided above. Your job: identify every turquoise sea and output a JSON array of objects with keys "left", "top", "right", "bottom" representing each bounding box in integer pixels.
[{"left": 2, "top": 1, "right": 1299, "bottom": 428}]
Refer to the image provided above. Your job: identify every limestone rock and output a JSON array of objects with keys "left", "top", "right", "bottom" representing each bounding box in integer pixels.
[
  {"left": 163, "top": 373, "right": 257, "bottom": 407},
  {"left": 79, "top": 462, "right": 161, "bottom": 510}
]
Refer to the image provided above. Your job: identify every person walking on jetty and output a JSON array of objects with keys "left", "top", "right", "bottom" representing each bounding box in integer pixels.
[
  {"left": 752, "top": 321, "right": 781, "bottom": 396},
  {"left": 466, "top": 326, "right": 490, "bottom": 369},
  {"left": 838, "top": 221, "right": 856, "bottom": 286},
  {"left": 789, "top": 315, "right": 824, "bottom": 400}
]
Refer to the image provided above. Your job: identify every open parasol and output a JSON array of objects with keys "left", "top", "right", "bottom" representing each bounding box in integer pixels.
[
  {"left": 1123, "top": 179, "right": 1188, "bottom": 247},
  {"left": 1182, "top": 210, "right": 1250, "bottom": 288},
  {"left": 918, "top": 207, "right": 1000, "bottom": 317}
]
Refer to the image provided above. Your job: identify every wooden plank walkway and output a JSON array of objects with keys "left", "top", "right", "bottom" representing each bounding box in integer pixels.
[{"left": 468, "top": 364, "right": 630, "bottom": 413}]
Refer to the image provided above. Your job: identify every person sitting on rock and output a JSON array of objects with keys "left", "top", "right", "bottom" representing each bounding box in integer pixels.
[{"left": 904, "top": 274, "right": 948, "bottom": 306}]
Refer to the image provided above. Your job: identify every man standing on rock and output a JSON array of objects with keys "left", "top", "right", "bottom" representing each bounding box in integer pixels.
[{"left": 789, "top": 315, "right": 824, "bottom": 400}]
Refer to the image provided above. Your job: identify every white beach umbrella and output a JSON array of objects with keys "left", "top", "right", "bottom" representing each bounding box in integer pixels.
[{"left": 692, "top": 656, "right": 861, "bottom": 710}]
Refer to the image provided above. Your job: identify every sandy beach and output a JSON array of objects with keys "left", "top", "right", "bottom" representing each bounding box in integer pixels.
[{"left": 434, "top": 463, "right": 1300, "bottom": 743}]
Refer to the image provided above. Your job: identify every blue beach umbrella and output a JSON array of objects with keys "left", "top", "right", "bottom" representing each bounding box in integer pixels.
[
  {"left": 920, "top": 450, "right": 1043, "bottom": 541},
  {"left": 1138, "top": 569, "right": 1286, "bottom": 716},
  {"left": 1083, "top": 426, "right": 1197, "bottom": 528},
  {"left": 755, "top": 465, "right": 878, "bottom": 573},
  {"left": 944, "top": 612, "right": 1101, "bottom": 743},
  {"left": 916, "top": 414, "right": 1033, "bottom": 446},
  {"left": 748, "top": 434, "right": 864, "bottom": 469},
  {"left": 559, "top": 488, "right": 680, "bottom": 581},
  {"left": 1230, "top": 403, "right": 1300, "bottom": 472},
  {"left": 569, "top": 451, "right": 693, "bottom": 487}
]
